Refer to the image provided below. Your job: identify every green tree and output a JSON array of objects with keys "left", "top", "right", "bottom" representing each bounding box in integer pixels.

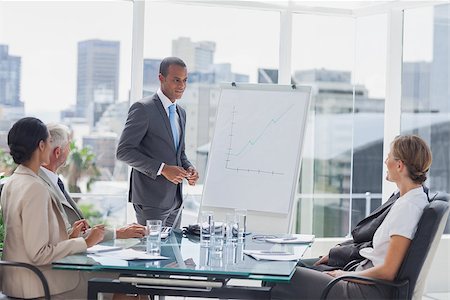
[
  {"left": 0, "top": 148, "right": 16, "bottom": 178},
  {"left": 59, "top": 142, "right": 101, "bottom": 193}
]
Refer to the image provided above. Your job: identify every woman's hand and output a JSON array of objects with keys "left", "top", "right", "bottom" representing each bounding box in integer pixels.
[
  {"left": 314, "top": 254, "right": 329, "bottom": 266},
  {"left": 84, "top": 225, "right": 105, "bottom": 248},
  {"left": 325, "top": 269, "right": 348, "bottom": 278},
  {"left": 69, "top": 219, "right": 90, "bottom": 238}
]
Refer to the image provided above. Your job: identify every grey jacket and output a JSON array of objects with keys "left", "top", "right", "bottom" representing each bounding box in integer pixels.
[
  {"left": 116, "top": 94, "right": 192, "bottom": 209},
  {"left": 38, "top": 168, "right": 115, "bottom": 241}
]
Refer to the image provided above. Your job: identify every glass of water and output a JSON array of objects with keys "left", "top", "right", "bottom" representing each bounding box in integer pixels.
[
  {"left": 226, "top": 213, "right": 237, "bottom": 243},
  {"left": 146, "top": 220, "right": 162, "bottom": 255},
  {"left": 200, "top": 211, "right": 214, "bottom": 247},
  {"left": 212, "top": 221, "right": 225, "bottom": 253},
  {"left": 235, "top": 209, "right": 247, "bottom": 243}
]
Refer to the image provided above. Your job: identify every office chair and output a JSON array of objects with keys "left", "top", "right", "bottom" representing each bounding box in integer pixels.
[
  {"left": 0, "top": 260, "right": 51, "bottom": 300},
  {"left": 320, "top": 193, "right": 450, "bottom": 300}
]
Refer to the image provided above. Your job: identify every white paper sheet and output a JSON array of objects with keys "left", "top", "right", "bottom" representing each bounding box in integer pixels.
[
  {"left": 265, "top": 234, "right": 315, "bottom": 244},
  {"left": 92, "top": 248, "right": 169, "bottom": 261},
  {"left": 243, "top": 250, "right": 302, "bottom": 261}
]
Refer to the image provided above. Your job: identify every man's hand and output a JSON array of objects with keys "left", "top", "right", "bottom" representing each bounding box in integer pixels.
[
  {"left": 314, "top": 254, "right": 329, "bottom": 266},
  {"left": 84, "top": 224, "right": 105, "bottom": 248},
  {"left": 186, "top": 166, "right": 199, "bottom": 186},
  {"left": 116, "top": 223, "right": 146, "bottom": 239},
  {"left": 161, "top": 165, "right": 188, "bottom": 184},
  {"left": 69, "top": 219, "right": 90, "bottom": 238}
]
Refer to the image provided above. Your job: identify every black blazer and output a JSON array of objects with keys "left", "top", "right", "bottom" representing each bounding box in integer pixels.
[{"left": 327, "top": 187, "right": 429, "bottom": 268}]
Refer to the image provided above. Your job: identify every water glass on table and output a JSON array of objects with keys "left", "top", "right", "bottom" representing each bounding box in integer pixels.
[
  {"left": 146, "top": 220, "right": 162, "bottom": 255},
  {"left": 212, "top": 221, "right": 225, "bottom": 253},
  {"left": 200, "top": 211, "right": 214, "bottom": 247},
  {"left": 226, "top": 213, "right": 237, "bottom": 243},
  {"left": 235, "top": 209, "right": 247, "bottom": 243}
]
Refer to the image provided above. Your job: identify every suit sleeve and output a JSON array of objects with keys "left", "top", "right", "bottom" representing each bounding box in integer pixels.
[
  {"left": 22, "top": 182, "right": 87, "bottom": 266},
  {"left": 116, "top": 102, "right": 163, "bottom": 179}
]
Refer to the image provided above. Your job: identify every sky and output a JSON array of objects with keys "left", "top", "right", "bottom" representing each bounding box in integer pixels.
[{"left": 0, "top": 1, "right": 434, "bottom": 121}]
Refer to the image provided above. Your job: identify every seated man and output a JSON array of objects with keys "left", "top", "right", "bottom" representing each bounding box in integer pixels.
[{"left": 39, "top": 123, "right": 146, "bottom": 240}]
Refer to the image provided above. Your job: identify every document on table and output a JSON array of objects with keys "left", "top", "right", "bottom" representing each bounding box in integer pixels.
[
  {"left": 86, "top": 245, "right": 122, "bottom": 254},
  {"left": 92, "top": 248, "right": 169, "bottom": 261},
  {"left": 243, "top": 250, "right": 302, "bottom": 261},
  {"left": 265, "top": 234, "right": 315, "bottom": 244}
]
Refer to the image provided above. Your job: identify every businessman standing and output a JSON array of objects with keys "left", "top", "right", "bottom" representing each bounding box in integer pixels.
[{"left": 117, "top": 57, "right": 199, "bottom": 227}]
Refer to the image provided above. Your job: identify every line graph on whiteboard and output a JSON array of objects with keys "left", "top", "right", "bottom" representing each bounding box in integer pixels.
[{"left": 224, "top": 104, "right": 295, "bottom": 176}]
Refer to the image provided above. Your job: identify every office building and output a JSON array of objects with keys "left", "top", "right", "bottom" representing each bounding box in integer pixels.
[
  {"left": 172, "top": 37, "right": 215, "bottom": 72},
  {"left": 430, "top": 4, "right": 450, "bottom": 113},
  {"left": 402, "top": 62, "right": 432, "bottom": 112},
  {"left": 143, "top": 58, "right": 162, "bottom": 93},
  {"left": 76, "top": 39, "right": 120, "bottom": 119},
  {"left": 213, "top": 63, "right": 250, "bottom": 83},
  {"left": 177, "top": 83, "right": 220, "bottom": 183},
  {"left": 82, "top": 132, "right": 118, "bottom": 179},
  {"left": 0, "top": 45, "right": 22, "bottom": 107}
]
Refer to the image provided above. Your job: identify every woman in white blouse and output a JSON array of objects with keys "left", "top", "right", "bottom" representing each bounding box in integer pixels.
[{"left": 271, "top": 135, "right": 433, "bottom": 299}]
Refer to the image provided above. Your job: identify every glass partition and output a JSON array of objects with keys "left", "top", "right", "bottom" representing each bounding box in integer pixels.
[
  {"left": 293, "top": 13, "right": 387, "bottom": 237},
  {"left": 0, "top": 1, "right": 133, "bottom": 224},
  {"left": 402, "top": 4, "right": 450, "bottom": 233}
]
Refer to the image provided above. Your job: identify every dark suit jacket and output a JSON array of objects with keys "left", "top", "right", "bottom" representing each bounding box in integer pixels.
[
  {"left": 116, "top": 94, "right": 192, "bottom": 209},
  {"left": 327, "top": 187, "right": 429, "bottom": 268}
]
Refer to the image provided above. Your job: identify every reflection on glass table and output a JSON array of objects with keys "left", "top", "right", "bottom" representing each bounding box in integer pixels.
[{"left": 53, "top": 232, "right": 311, "bottom": 282}]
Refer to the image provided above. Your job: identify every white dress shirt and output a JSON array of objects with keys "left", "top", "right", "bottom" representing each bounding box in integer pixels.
[
  {"left": 359, "top": 186, "right": 428, "bottom": 266},
  {"left": 40, "top": 166, "right": 59, "bottom": 187}
]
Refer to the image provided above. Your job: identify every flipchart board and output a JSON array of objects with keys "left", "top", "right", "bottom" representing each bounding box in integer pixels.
[{"left": 199, "top": 83, "right": 311, "bottom": 233}]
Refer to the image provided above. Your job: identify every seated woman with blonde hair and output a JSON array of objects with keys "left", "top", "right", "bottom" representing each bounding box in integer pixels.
[
  {"left": 271, "top": 135, "right": 433, "bottom": 299},
  {"left": 1, "top": 117, "right": 105, "bottom": 299}
]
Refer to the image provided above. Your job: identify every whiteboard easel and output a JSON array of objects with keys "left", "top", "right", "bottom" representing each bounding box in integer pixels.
[{"left": 199, "top": 83, "right": 311, "bottom": 234}]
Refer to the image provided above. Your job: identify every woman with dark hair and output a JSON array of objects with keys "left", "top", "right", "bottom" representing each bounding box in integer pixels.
[
  {"left": 1, "top": 117, "right": 105, "bottom": 299},
  {"left": 271, "top": 135, "right": 433, "bottom": 299}
]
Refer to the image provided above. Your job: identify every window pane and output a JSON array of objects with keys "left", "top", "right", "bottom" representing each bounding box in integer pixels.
[
  {"left": 402, "top": 4, "right": 450, "bottom": 233},
  {"left": 143, "top": 2, "right": 279, "bottom": 221},
  {"left": 0, "top": 1, "right": 133, "bottom": 226},
  {"left": 293, "top": 13, "right": 387, "bottom": 237}
]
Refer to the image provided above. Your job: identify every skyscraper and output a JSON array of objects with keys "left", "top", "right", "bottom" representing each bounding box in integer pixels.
[
  {"left": 172, "top": 37, "right": 215, "bottom": 72},
  {"left": 143, "top": 58, "right": 162, "bottom": 93},
  {"left": 76, "top": 39, "right": 120, "bottom": 119},
  {"left": 430, "top": 3, "right": 450, "bottom": 113},
  {"left": 0, "top": 45, "right": 22, "bottom": 107}
]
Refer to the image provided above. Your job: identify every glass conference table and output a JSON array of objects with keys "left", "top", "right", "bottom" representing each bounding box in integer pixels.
[{"left": 53, "top": 233, "right": 311, "bottom": 299}]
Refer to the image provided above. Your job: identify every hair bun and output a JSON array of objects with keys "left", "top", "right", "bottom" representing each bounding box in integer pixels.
[{"left": 8, "top": 144, "right": 32, "bottom": 164}]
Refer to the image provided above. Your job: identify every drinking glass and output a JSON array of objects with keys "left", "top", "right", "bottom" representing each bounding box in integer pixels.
[
  {"left": 226, "top": 213, "right": 237, "bottom": 243},
  {"left": 200, "top": 211, "right": 214, "bottom": 246},
  {"left": 146, "top": 220, "right": 162, "bottom": 255},
  {"left": 235, "top": 209, "right": 247, "bottom": 242}
]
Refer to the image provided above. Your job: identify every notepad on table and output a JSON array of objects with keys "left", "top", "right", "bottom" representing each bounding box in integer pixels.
[
  {"left": 265, "top": 234, "right": 315, "bottom": 244},
  {"left": 243, "top": 250, "right": 302, "bottom": 261},
  {"left": 93, "top": 249, "right": 169, "bottom": 261},
  {"left": 86, "top": 245, "right": 122, "bottom": 254}
]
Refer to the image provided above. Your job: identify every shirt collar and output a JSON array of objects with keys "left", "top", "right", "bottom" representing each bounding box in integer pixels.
[
  {"left": 157, "top": 88, "right": 177, "bottom": 114},
  {"left": 397, "top": 186, "right": 425, "bottom": 203},
  {"left": 40, "top": 166, "right": 59, "bottom": 187}
]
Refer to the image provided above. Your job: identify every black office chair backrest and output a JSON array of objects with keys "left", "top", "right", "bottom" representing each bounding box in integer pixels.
[{"left": 394, "top": 193, "right": 449, "bottom": 299}]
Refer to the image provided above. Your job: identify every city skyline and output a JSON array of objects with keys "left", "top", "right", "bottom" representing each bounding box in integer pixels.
[{"left": 1, "top": 1, "right": 435, "bottom": 121}]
